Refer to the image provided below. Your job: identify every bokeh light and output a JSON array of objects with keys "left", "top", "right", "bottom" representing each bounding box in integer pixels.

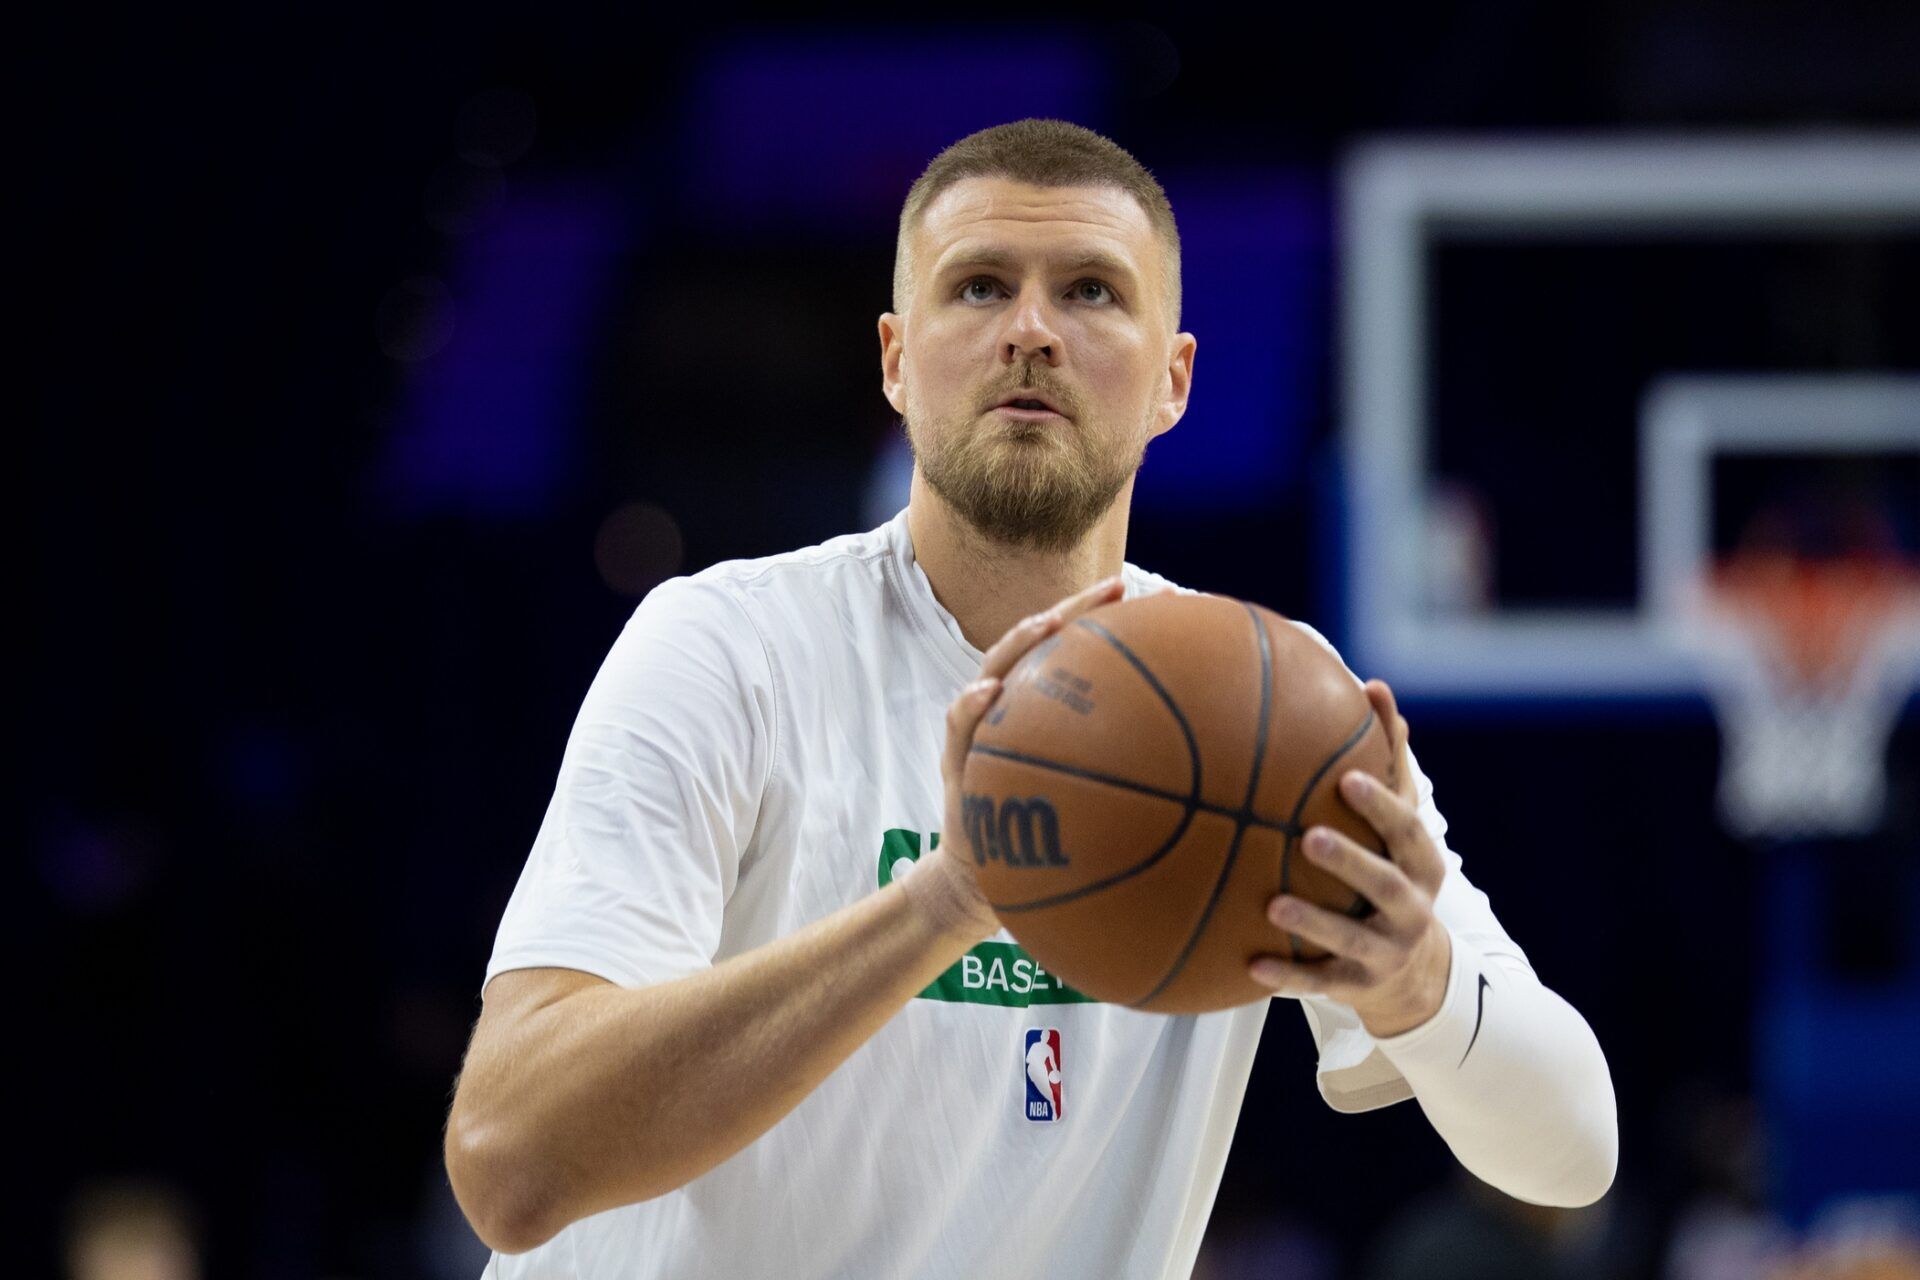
[{"left": 594, "top": 501, "right": 686, "bottom": 597}]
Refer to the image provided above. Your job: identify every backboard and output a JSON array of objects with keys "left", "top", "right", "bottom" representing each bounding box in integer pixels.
[{"left": 1338, "top": 136, "right": 1920, "bottom": 701}]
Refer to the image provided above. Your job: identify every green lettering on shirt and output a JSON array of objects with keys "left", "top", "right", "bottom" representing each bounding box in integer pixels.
[{"left": 878, "top": 828, "right": 1097, "bottom": 1007}]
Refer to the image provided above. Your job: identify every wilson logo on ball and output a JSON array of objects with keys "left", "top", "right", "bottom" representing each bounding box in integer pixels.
[{"left": 962, "top": 795, "right": 1069, "bottom": 868}]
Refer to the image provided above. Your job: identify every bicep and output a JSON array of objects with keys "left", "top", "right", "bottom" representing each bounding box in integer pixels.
[{"left": 484, "top": 577, "right": 775, "bottom": 992}]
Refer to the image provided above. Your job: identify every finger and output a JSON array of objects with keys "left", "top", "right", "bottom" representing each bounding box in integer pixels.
[
  {"left": 1365, "top": 678, "right": 1400, "bottom": 737},
  {"left": 1247, "top": 953, "right": 1372, "bottom": 1000},
  {"left": 979, "top": 575, "right": 1125, "bottom": 681},
  {"left": 1266, "top": 893, "right": 1394, "bottom": 969},
  {"left": 1050, "top": 573, "right": 1128, "bottom": 625},
  {"left": 1337, "top": 770, "right": 1445, "bottom": 897},
  {"left": 1393, "top": 714, "right": 1412, "bottom": 800},
  {"left": 942, "top": 678, "right": 1002, "bottom": 783},
  {"left": 1364, "top": 679, "right": 1415, "bottom": 802},
  {"left": 978, "top": 610, "right": 1062, "bottom": 683},
  {"left": 1299, "top": 826, "right": 1418, "bottom": 935}
]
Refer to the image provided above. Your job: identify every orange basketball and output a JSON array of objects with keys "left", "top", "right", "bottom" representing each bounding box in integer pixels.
[{"left": 960, "top": 591, "right": 1396, "bottom": 1013}]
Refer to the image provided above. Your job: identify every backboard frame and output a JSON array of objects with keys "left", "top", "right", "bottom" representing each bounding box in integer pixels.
[{"left": 1339, "top": 134, "right": 1920, "bottom": 698}]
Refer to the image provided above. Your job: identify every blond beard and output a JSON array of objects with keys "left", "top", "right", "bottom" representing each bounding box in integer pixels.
[{"left": 905, "top": 407, "right": 1149, "bottom": 553}]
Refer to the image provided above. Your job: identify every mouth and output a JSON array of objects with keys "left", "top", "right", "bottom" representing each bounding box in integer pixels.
[{"left": 990, "top": 394, "right": 1068, "bottom": 422}]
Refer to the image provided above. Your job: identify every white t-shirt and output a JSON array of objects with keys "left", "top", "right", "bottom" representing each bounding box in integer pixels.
[{"left": 482, "top": 506, "right": 1530, "bottom": 1280}]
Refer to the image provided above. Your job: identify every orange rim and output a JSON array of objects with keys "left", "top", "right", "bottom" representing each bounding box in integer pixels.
[{"left": 1702, "top": 552, "right": 1920, "bottom": 688}]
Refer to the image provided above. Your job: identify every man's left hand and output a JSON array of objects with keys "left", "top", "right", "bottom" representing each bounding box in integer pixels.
[{"left": 1248, "top": 679, "right": 1453, "bottom": 1038}]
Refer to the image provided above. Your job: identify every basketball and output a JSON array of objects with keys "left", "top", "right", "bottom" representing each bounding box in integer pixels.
[{"left": 961, "top": 591, "right": 1397, "bottom": 1013}]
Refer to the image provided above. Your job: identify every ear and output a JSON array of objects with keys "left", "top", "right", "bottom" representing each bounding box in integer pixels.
[
  {"left": 1152, "top": 331, "right": 1197, "bottom": 438},
  {"left": 879, "top": 312, "right": 907, "bottom": 416}
]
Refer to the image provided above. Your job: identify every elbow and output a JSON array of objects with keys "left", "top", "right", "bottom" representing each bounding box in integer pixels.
[
  {"left": 1513, "top": 1108, "right": 1620, "bottom": 1209},
  {"left": 1555, "top": 1059, "right": 1621, "bottom": 1208},
  {"left": 1557, "top": 1116, "right": 1620, "bottom": 1208},
  {"left": 1475, "top": 1146, "right": 1616, "bottom": 1211},
  {"left": 445, "top": 1110, "right": 569, "bottom": 1255},
  {"left": 1459, "top": 1072, "right": 1619, "bottom": 1209},
  {"left": 1519, "top": 1014, "right": 1620, "bottom": 1208}
]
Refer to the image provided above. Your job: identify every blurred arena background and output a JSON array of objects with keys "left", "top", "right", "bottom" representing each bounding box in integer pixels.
[{"left": 26, "top": 7, "right": 1920, "bottom": 1278}]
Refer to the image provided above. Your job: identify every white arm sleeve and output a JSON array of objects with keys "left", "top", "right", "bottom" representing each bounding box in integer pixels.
[
  {"left": 484, "top": 575, "right": 775, "bottom": 991},
  {"left": 1365, "top": 904, "right": 1619, "bottom": 1207},
  {"left": 1285, "top": 622, "right": 1618, "bottom": 1207}
]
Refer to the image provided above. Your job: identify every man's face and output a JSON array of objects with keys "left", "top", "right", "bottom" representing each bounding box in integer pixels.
[{"left": 880, "top": 177, "right": 1195, "bottom": 552}]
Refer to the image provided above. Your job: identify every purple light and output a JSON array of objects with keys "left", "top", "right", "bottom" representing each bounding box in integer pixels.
[
  {"left": 679, "top": 29, "right": 1107, "bottom": 234},
  {"left": 1133, "top": 173, "right": 1329, "bottom": 511},
  {"left": 374, "top": 186, "right": 629, "bottom": 519}
]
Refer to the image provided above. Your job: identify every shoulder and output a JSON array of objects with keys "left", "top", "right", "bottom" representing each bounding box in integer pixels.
[
  {"left": 631, "top": 521, "right": 893, "bottom": 635},
  {"left": 666, "top": 522, "right": 895, "bottom": 621},
  {"left": 693, "top": 522, "right": 894, "bottom": 591}
]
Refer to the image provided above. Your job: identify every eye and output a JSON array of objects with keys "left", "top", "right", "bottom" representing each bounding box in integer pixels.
[
  {"left": 959, "top": 277, "right": 1002, "bottom": 303},
  {"left": 1071, "top": 279, "right": 1114, "bottom": 305}
]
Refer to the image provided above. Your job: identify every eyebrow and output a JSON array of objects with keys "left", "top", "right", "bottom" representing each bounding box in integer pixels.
[{"left": 936, "top": 247, "right": 1140, "bottom": 286}]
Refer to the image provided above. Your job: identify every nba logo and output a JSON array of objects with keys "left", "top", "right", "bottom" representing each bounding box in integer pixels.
[{"left": 1023, "top": 1028, "right": 1063, "bottom": 1122}]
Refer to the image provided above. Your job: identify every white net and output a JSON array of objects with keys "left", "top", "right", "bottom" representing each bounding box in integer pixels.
[{"left": 1681, "top": 560, "right": 1920, "bottom": 841}]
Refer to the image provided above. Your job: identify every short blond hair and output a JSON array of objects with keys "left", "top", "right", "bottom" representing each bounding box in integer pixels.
[{"left": 893, "top": 118, "right": 1181, "bottom": 330}]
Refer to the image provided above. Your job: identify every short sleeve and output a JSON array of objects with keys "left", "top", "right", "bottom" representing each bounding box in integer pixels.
[
  {"left": 484, "top": 575, "right": 776, "bottom": 992},
  {"left": 1281, "top": 621, "right": 1531, "bottom": 1112}
]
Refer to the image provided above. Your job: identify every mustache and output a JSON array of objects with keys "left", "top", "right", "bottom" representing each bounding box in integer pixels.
[{"left": 981, "top": 372, "right": 1076, "bottom": 415}]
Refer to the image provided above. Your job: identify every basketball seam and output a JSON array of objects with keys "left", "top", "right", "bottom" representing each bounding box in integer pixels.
[
  {"left": 1128, "top": 600, "right": 1275, "bottom": 1009},
  {"left": 967, "top": 744, "right": 1201, "bottom": 814},
  {"left": 971, "top": 616, "right": 1207, "bottom": 913},
  {"left": 1279, "top": 706, "right": 1378, "bottom": 962},
  {"left": 969, "top": 743, "right": 1310, "bottom": 909}
]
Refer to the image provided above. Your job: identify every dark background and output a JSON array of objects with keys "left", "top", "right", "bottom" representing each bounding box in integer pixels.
[{"left": 26, "top": 6, "right": 1920, "bottom": 1278}]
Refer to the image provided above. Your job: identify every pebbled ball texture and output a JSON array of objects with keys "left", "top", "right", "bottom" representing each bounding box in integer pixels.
[{"left": 960, "top": 591, "right": 1396, "bottom": 1013}]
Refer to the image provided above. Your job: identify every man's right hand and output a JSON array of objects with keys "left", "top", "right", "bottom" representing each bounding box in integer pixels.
[{"left": 900, "top": 574, "right": 1128, "bottom": 943}]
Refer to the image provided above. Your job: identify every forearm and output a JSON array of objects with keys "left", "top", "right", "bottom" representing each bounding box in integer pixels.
[
  {"left": 1373, "top": 928, "right": 1618, "bottom": 1207},
  {"left": 449, "top": 877, "right": 982, "bottom": 1250}
]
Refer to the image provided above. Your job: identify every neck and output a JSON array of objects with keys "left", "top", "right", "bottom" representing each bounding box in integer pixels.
[{"left": 904, "top": 470, "right": 1133, "bottom": 653}]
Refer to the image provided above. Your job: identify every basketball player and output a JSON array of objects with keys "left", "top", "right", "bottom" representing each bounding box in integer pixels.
[{"left": 445, "top": 119, "right": 1617, "bottom": 1279}]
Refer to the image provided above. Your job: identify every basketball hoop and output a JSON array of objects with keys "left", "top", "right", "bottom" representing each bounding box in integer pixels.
[{"left": 1682, "top": 552, "right": 1920, "bottom": 841}]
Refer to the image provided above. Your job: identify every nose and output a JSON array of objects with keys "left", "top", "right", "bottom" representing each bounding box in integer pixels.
[{"left": 1001, "top": 288, "right": 1060, "bottom": 366}]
